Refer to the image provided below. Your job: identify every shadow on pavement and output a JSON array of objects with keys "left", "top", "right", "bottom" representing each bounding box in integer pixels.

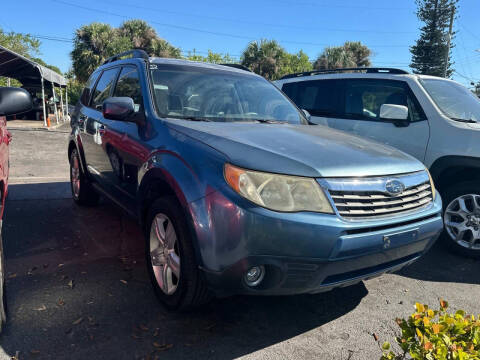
[
  {"left": 0, "top": 182, "right": 368, "bottom": 359},
  {"left": 399, "top": 237, "right": 480, "bottom": 285}
]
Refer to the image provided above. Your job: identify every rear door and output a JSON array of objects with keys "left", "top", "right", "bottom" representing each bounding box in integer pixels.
[
  {"left": 79, "top": 67, "right": 120, "bottom": 182},
  {"left": 282, "top": 78, "right": 430, "bottom": 162}
]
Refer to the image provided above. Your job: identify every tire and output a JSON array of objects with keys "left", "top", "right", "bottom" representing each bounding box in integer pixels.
[
  {"left": 441, "top": 181, "right": 480, "bottom": 258},
  {"left": 145, "top": 196, "right": 211, "bottom": 310},
  {"left": 69, "top": 149, "right": 99, "bottom": 206}
]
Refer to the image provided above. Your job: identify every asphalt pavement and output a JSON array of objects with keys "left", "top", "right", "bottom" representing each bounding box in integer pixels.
[{"left": 0, "top": 125, "right": 479, "bottom": 360}]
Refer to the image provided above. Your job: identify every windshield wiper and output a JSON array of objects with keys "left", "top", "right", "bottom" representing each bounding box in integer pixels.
[
  {"left": 166, "top": 116, "right": 213, "bottom": 122},
  {"left": 450, "top": 117, "right": 477, "bottom": 123},
  {"left": 251, "top": 119, "right": 286, "bottom": 124}
]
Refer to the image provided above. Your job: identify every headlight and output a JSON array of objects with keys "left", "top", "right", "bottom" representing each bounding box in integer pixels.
[
  {"left": 224, "top": 163, "right": 334, "bottom": 213},
  {"left": 426, "top": 168, "right": 436, "bottom": 200}
]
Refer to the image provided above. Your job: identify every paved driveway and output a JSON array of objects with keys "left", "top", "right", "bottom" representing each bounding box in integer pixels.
[{"left": 0, "top": 127, "right": 479, "bottom": 360}]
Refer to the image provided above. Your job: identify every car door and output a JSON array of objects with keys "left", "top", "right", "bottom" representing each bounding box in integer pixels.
[
  {"left": 0, "top": 115, "right": 10, "bottom": 216},
  {"left": 97, "top": 65, "right": 149, "bottom": 212},
  {"left": 80, "top": 67, "right": 120, "bottom": 183},
  {"left": 282, "top": 78, "right": 430, "bottom": 162}
]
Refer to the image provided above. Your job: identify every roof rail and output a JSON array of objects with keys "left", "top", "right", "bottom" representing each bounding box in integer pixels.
[
  {"left": 280, "top": 67, "right": 409, "bottom": 80},
  {"left": 219, "top": 63, "right": 252, "bottom": 72},
  {"left": 103, "top": 49, "right": 149, "bottom": 65}
]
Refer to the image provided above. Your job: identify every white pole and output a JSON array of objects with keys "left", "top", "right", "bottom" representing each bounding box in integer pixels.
[
  {"left": 59, "top": 88, "right": 65, "bottom": 122},
  {"left": 6, "top": 78, "right": 10, "bottom": 87},
  {"left": 41, "top": 77, "right": 47, "bottom": 127},
  {"left": 65, "top": 86, "right": 69, "bottom": 122},
  {"left": 51, "top": 82, "right": 59, "bottom": 124}
]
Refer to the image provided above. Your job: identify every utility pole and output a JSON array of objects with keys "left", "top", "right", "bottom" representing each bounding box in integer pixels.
[{"left": 443, "top": 5, "right": 455, "bottom": 78}]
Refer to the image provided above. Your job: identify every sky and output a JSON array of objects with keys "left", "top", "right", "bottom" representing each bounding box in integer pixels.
[{"left": 1, "top": 0, "right": 479, "bottom": 87}]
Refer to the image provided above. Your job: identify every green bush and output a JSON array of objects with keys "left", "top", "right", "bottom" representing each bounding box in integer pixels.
[{"left": 381, "top": 300, "right": 480, "bottom": 360}]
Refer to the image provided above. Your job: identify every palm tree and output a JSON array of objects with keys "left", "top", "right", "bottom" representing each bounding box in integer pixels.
[
  {"left": 117, "top": 20, "right": 181, "bottom": 58},
  {"left": 313, "top": 42, "right": 371, "bottom": 70},
  {"left": 71, "top": 23, "right": 121, "bottom": 82},
  {"left": 241, "top": 39, "right": 286, "bottom": 80},
  {"left": 313, "top": 46, "right": 356, "bottom": 70},
  {"left": 71, "top": 20, "right": 181, "bottom": 83}
]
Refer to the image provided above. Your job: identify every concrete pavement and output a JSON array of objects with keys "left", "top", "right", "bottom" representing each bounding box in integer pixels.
[{"left": 0, "top": 127, "right": 479, "bottom": 360}]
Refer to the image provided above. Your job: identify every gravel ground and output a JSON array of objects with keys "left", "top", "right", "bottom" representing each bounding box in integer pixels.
[{"left": 0, "top": 127, "right": 478, "bottom": 360}]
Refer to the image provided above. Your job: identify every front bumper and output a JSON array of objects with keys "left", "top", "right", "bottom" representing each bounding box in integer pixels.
[{"left": 190, "top": 188, "right": 443, "bottom": 296}]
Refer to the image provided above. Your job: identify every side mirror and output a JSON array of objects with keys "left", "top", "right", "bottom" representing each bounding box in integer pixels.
[
  {"left": 103, "top": 97, "right": 135, "bottom": 121},
  {"left": 302, "top": 109, "right": 312, "bottom": 122},
  {"left": 380, "top": 104, "right": 408, "bottom": 120},
  {"left": 380, "top": 104, "right": 409, "bottom": 127},
  {"left": 0, "top": 87, "right": 32, "bottom": 116}
]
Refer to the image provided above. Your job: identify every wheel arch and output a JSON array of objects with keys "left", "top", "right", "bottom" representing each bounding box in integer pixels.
[
  {"left": 68, "top": 136, "right": 88, "bottom": 174},
  {"left": 138, "top": 167, "right": 204, "bottom": 267},
  {"left": 429, "top": 156, "right": 480, "bottom": 192}
]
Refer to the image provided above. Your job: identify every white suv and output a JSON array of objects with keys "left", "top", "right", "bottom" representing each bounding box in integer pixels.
[{"left": 275, "top": 68, "right": 480, "bottom": 258}]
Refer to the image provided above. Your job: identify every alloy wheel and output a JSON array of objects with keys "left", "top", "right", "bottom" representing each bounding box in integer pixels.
[
  {"left": 444, "top": 194, "right": 480, "bottom": 250},
  {"left": 71, "top": 154, "right": 81, "bottom": 198},
  {"left": 149, "top": 213, "right": 181, "bottom": 295}
]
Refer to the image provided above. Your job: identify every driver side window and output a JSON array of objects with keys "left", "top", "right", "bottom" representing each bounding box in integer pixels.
[{"left": 113, "top": 66, "right": 143, "bottom": 112}]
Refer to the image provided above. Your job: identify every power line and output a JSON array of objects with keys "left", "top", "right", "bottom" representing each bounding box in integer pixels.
[
  {"left": 51, "top": 0, "right": 426, "bottom": 48},
  {"left": 257, "top": 0, "right": 412, "bottom": 11},
  {"left": 95, "top": 0, "right": 417, "bottom": 35},
  {"left": 454, "top": 70, "right": 479, "bottom": 82}
]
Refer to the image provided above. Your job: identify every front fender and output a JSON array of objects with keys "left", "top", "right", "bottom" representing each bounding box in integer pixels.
[{"left": 137, "top": 143, "right": 228, "bottom": 268}]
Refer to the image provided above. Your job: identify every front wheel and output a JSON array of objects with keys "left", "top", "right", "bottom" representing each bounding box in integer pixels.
[
  {"left": 442, "top": 181, "right": 480, "bottom": 258},
  {"left": 145, "top": 196, "right": 211, "bottom": 310}
]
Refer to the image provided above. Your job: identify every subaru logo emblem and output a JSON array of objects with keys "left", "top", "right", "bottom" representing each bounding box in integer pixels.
[{"left": 385, "top": 179, "right": 405, "bottom": 196}]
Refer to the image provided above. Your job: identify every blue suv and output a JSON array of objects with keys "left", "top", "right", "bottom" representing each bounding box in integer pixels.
[{"left": 69, "top": 50, "right": 444, "bottom": 310}]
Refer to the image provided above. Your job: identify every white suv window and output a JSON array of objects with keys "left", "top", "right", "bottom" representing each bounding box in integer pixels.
[
  {"left": 343, "top": 79, "right": 425, "bottom": 122},
  {"left": 282, "top": 78, "right": 425, "bottom": 122},
  {"left": 282, "top": 79, "right": 342, "bottom": 118}
]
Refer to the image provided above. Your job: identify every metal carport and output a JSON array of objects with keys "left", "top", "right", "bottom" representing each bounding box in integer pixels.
[{"left": 0, "top": 45, "right": 67, "bottom": 127}]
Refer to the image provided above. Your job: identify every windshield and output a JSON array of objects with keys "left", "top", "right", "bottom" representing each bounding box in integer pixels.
[
  {"left": 150, "top": 64, "right": 305, "bottom": 124},
  {"left": 420, "top": 78, "right": 480, "bottom": 123}
]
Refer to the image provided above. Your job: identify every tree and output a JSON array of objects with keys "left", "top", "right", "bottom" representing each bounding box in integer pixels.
[
  {"left": 313, "top": 41, "right": 371, "bottom": 70},
  {"left": 71, "top": 20, "right": 181, "bottom": 82},
  {"left": 117, "top": 20, "right": 181, "bottom": 58},
  {"left": 240, "top": 40, "right": 287, "bottom": 80},
  {"left": 31, "top": 57, "right": 62, "bottom": 75},
  {"left": 0, "top": 28, "right": 40, "bottom": 58},
  {"left": 410, "top": 0, "right": 458, "bottom": 77},
  {"left": 343, "top": 41, "right": 372, "bottom": 68},
  {"left": 185, "top": 50, "right": 235, "bottom": 64},
  {"left": 278, "top": 50, "right": 313, "bottom": 77},
  {"left": 474, "top": 82, "right": 480, "bottom": 98}
]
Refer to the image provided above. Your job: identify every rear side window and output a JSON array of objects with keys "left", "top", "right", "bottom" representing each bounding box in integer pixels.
[
  {"left": 343, "top": 79, "right": 425, "bottom": 122},
  {"left": 113, "top": 66, "right": 143, "bottom": 112},
  {"left": 80, "top": 71, "right": 100, "bottom": 105},
  {"left": 90, "top": 68, "right": 119, "bottom": 110},
  {"left": 283, "top": 78, "right": 425, "bottom": 122},
  {"left": 282, "top": 80, "right": 342, "bottom": 117}
]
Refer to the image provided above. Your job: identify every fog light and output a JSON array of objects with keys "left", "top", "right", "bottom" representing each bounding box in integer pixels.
[{"left": 244, "top": 265, "right": 265, "bottom": 287}]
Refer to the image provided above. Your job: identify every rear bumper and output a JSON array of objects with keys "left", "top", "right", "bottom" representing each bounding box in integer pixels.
[{"left": 191, "top": 188, "right": 443, "bottom": 296}]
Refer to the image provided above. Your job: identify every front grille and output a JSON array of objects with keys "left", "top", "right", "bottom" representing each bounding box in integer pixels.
[{"left": 323, "top": 172, "right": 433, "bottom": 219}]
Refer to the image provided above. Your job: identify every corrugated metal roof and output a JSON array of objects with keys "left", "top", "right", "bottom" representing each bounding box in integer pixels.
[{"left": 0, "top": 45, "right": 66, "bottom": 87}]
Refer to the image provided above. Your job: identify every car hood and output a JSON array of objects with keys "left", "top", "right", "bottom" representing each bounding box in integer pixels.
[{"left": 166, "top": 120, "right": 425, "bottom": 178}]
